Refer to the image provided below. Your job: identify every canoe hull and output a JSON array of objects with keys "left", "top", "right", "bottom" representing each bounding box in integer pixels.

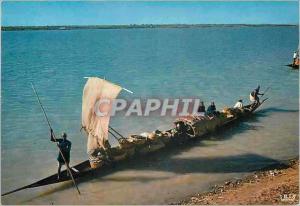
[{"left": 286, "top": 64, "right": 299, "bottom": 69}]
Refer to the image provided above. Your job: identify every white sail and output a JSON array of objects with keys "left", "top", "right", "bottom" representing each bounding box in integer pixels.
[{"left": 82, "top": 77, "right": 122, "bottom": 168}]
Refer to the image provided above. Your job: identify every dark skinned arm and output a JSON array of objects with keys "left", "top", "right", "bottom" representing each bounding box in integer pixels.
[{"left": 50, "top": 129, "right": 57, "bottom": 142}]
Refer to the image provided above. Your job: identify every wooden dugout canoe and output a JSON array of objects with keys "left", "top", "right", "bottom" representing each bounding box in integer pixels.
[{"left": 1, "top": 99, "right": 268, "bottom": 196}]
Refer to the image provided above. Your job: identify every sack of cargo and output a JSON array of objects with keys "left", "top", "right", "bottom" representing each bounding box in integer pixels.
[
  {"left": 222, "top": 107, "right": 235, "bottom": 118},
  {"left": 149, "top": 129, "right": 173, "bottom": 145},
  {"left": 174, "top": 119, "right": 197, "bottom": 138},
  {"left": 127, "top": 135, "right": 147, "bottom": 145},
  {"left": 148, "top": 130, "right": 166, "bottom": 140},
  {"left": 90, "top": 160, "right": 105, "bottom": 169},
  {"left": 119, "top": 138, "right": 135, "bottom": 149}
]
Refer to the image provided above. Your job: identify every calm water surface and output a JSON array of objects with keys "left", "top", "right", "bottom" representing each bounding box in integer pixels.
[{"left": 1, "top": 26, "right": 299, "bottom": 204}]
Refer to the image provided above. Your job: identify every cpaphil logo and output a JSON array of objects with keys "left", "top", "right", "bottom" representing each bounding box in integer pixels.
[{"left": 94, "top": 98, "right": 205, "bottom": 117}]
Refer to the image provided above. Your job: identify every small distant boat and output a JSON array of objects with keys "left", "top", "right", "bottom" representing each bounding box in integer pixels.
[{"left": 1, "top": 79, "right": 268, "bottom": 196}]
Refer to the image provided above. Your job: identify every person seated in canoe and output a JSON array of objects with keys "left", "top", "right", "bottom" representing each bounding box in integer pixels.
[
  {"left": 50, "top": 129, "right": 72, "bottom": 179},
  {"left": 197, "top": 101, "right": 206, "bottom": 116},
  {"left": 249, "top": 86, "right": 264, "bottom": 105},
  {"left": 206, "top": 102, "right": 218, "bottom": 117},
  {"left": 234, "top": 99, "right": 243, "bottom": 109}
]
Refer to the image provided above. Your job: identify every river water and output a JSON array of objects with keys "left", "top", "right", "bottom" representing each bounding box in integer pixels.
[{"left": 1, "top": 26, "right": 299, "bottom": 204}]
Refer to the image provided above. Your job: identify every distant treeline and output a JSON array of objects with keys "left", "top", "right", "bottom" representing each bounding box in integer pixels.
[{"left": 2, "top": 24, "right": 297, "bottom": 31}]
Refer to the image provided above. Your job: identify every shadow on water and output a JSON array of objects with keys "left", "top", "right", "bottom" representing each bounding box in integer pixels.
[
  {"left": 21, "top": 151, "right": 289, "bottom": 204},
  {"left": 124, "top": 153, "right": 285, "bottom": 174},
  {"left": 257, "top": 107, "right": 299, "bottom": 115}
]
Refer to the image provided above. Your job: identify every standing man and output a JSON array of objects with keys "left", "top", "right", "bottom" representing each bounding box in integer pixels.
[
  {"left": 50, "top": 129, "right": 72, "bottom": 179},
  {"left": 249, "top": 86, "right": 264, "bottom": 104},
  {"left": 293, "top": 51, "right": 298, "bottom": 66}
]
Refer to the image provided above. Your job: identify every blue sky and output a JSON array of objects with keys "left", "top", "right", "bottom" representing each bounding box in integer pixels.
[{"left": 2, "top": 1, "right": 299, "bottom": 26}]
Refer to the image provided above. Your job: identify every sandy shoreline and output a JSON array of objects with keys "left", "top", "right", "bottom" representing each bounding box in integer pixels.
[{"left": 174, "top": 158, "right": 299, "bottom": 205}]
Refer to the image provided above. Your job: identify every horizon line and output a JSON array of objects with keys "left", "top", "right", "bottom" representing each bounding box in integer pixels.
[
  {"left": 2, "top": 23, "right": 298, "bottom": 31},
  {"left": 2, "top": 23, "right": 299, "bottom": 27}
]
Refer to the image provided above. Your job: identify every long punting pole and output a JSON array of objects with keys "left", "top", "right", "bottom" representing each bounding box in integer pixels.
[
  {"left": 30, "top": 83, "right": 81, "bottom": 195},
  {"left": 262, "top": 87, "right": 270, "bottom": 97}
]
